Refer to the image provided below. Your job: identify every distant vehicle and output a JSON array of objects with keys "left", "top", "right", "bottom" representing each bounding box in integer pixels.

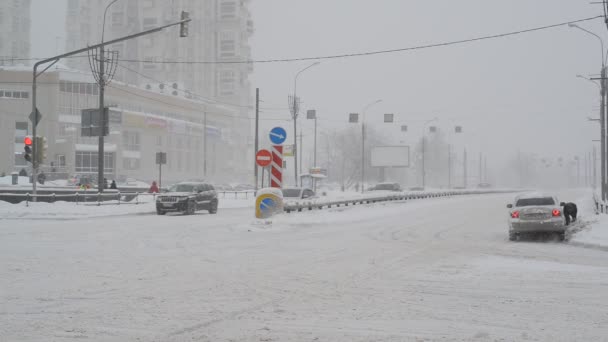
[
  {"left": 214, "top": 184, "right": 234, "bottom": 191},
  {"left": 409, "top": 186, "right": 425, "bottom": 191},
  {"left": 368, "top": 183, "right": 402, "bottom": 192},
  {"left": 478, "top": 183, "right": 492, "bottom": 188},
  {"left": 506, "top": 193, "right": 566, "bottom": 241},
  {"left": 156, "top": 182, "right": 218, "bottom": 215},
  {"left": 281, "top": 187, "right": 316, "bottom": 200},
  {"left": 234, "top": 184, "right": 255, "bottom": 191}
]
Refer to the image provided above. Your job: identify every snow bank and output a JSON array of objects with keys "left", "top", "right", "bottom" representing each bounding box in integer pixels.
[
  {"left": 0, "top": 197, "right": 254, "bottom": 220},
  {"left": 569, "top": 191, "right": 608, "bottom": 249}
]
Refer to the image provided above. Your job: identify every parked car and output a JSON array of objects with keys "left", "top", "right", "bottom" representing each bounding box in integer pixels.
[
  {"left": 507, "top": 193, "right": 565, "bottom": 241},
  {"left": 409, "top": 186, "right": 425, "bottom": 191},
  {"left": 368, "top": 183, "right": 402, "bottom": 192},
  {"left": 281, "top": 188, "right": 317, "bottom": 200},
  {"left": 156, "top": 182, "right": 218, "bottom": 215}
]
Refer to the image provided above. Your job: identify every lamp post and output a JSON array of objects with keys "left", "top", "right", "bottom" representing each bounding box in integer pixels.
[
  {"left": 570, "top": 23, "right": 607, "bottom": 200},
  {"left": 360, "top": 99, "right": 383, "bottom": 193},
  {"left": 291, "top": 62, "right": 320, "bottom": 187},
  {"left": 96, "top": 0, "right": 120, "bottom": 192},
  {"left": 421, "top": 118, "right": 438, "bottom": 189}
]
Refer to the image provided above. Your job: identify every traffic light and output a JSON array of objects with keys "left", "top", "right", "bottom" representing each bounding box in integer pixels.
[
  {"left": 24, "top": 136, "right": 33, "bottom": 163},
  {"left": 34, "top": 136, "right": 47, "bottom": 165},
  {"left": 180, "top": 11, "right": 190, "bottom": 37}
]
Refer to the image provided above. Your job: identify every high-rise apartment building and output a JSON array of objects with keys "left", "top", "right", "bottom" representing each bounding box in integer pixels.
[
  {"left": 0, "top": 0, "right": 31, "bottom": 63},
  {"left": 64, "top": 0, "right": 253, "bottom": 109}
]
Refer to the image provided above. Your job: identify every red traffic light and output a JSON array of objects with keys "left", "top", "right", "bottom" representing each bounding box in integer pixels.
[{"left": 24, "top": 136, "right": 33, "bottom": 146}]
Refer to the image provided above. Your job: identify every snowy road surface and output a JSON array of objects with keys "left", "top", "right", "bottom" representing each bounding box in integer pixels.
[{"left": 1, "top": 192, "right": 608, "bottom": 341}]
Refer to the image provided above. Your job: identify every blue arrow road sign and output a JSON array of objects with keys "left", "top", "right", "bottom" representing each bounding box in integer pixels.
[
  {"left": 260, "top": 197, "right": 276, "bottom": 213},
  {"left": 269, "top": 127, "right": 287, "bottom": 145}
]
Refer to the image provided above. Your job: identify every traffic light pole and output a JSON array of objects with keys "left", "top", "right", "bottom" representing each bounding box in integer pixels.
[{"left": 30, "top": 16, "right": 191, "bottom": 198}]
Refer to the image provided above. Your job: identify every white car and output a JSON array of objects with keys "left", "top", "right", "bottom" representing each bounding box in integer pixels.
[
  {"left": 281, "top": 188, "right": 316, "bottom": 201},
  {"left": 507, "top": 193, "right": 566, "bottom": 241}
]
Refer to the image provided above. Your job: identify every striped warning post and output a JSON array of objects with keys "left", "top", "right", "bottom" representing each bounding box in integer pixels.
[{"left": 271, "top": 145, "right": 283, "bottom": 188}]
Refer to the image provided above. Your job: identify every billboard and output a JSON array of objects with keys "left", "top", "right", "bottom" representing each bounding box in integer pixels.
[{"left": 371, "top": 146, "right": 410, "bottom": 167}]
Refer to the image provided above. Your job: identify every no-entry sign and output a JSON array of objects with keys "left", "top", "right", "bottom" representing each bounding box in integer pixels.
[{"left": 256, "top": 149, "right": 272, "bottom": 167}]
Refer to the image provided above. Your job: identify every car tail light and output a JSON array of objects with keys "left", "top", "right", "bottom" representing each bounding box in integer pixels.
[
  {"left": 552, "top": 209, "right": 561, "bottom": 217},
  {"left": 511, "top": 211, "right": 520, "bottom": 219}
]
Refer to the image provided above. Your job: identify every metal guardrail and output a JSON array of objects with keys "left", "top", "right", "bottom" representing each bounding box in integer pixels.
[
  {"left": 217, "top": 191, "right": 256, "bottom": 200},
  {"left": 0, "top": 191, "right": 158, "bottom": 207},
  {"left": 283, "top": 189, "right": 517, "bottom": 214},
  {"left": 1, "top": 190, "right": 258, "bottom": 206}
]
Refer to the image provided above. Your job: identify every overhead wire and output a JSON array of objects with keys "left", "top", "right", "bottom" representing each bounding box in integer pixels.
[{"left": 112, "top": 15, "right": 603, "bottom": 65}]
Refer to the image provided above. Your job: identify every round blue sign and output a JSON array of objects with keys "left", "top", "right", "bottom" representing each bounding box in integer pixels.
[
  {"left": 260, "top": 197, "right": 276, "bottom": 213},
  {"left": 269, "top": 127, "right": 287, "bottom": 145}
]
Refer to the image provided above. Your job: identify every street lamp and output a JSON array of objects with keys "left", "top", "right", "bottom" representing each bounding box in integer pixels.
[
  {"left": 290, "top": 61, "right": 320, "bottom": 187},
  {"left": 421, "top": 117, "right": 438, "bottom": 189},
  {"left": 360, "top": 99, "right": 383, "bottom": 192},
  {"left": 570, "top": 23, "right": 607, "bottom": 200}
]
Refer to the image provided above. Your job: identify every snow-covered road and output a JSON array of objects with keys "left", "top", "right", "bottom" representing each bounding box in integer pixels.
[{"left": 1, "top": 191, "right": 607, "bottom": 341}]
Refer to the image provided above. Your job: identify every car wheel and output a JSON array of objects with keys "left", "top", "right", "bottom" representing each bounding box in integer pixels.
[
  {"left": 208, "top": 200, "right": 218, "bottom": 214},
  {"left": 156, "top": 208, "right": 166, "bottom": 215},
  {"left": 509, "top": 232, "right": 517, "bottom": 241},
  {"left": 185, "top": 200, "right": 196, "bottom": 215},
  {"left": 558, "top": 232, "right": 566, "bottom": 242}
]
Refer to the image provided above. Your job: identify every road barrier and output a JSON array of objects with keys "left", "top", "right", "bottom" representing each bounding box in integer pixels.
[
  {"left": 283, "top": 189, "right": 517, "bottom": 214},
  {"left": 217, "top": 191, "right": 256, "bottom": 200},
  {"left": 0, "top": 191, "right": 157, "bottom": 207}
]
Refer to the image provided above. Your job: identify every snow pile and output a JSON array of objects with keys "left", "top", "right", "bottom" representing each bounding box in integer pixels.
[
  {"left": 568, "top": 191, "right": 608, "bottom": 249},
  {"left": 0, "top": 197, "right": 254, "bottom": 220},
  {"left": 0, "top": 175, "right": 31, "bottom": 186}
]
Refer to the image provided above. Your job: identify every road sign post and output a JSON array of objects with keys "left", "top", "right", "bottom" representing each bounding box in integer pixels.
[{"left": 156, "top": 152, "right": 167, "bottom": 190}]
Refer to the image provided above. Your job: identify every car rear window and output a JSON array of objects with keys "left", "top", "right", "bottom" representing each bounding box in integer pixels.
[
  {"left": 516, "top": 197, "right": 555, "bottom": 207},
  {"left": 282, "top": 189, "right": 301, "bottom": 198}
]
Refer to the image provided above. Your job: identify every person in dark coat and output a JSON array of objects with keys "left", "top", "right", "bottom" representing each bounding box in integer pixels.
[
  {"left": 110, "top": 180, "right": 117, "bottom": 190},
  {"left": 561, "top": 202, "right": 578, "bottom": 226}
]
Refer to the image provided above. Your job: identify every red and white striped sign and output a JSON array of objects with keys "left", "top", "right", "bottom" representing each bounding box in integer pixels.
[{"left": 271, "top": 145, "right": 283, "bottom": 188}]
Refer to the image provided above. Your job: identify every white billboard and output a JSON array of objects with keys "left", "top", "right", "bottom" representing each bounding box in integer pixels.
[{"left": 371, "top": 146, "right": 410, "bottom": 167}]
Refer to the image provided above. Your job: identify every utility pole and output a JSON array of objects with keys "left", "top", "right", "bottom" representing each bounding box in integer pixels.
[
  {"left": 463, "top": 148, "right": 468, "bottom": 188},
  {"left": 479, "top": 152, "right": 483, "bottom": 184},
  {"left": 299, "top": 129, "right": 303, "bottom": 177},
  {"left": 254, "top": 88, "right": 259, "bottom": 190},
  {"left": 602, "top": 66, "right": 607, "bottom": 199},
  {"left": 447, "top": 144, "right": 452, "bottom": 189},
  {"left": 203, "top": 109, "right": 208, "bottom": 178},
  {"left": 97, "top": 46, "right": 106, "bottom": 192},
  {"left": 30, "top": 13, "right": 191, "bottom": 196},
  {"left": 594, "top": 146, "right": 598, "bottom": 189}
]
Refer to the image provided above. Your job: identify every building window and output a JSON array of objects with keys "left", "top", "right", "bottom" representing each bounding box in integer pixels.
[
  {"left": 219, "top": 70, "right": 236, "bottom": 96},
  {"left": 143, "top": 17, "right": 157, "bottom": 30},
  {"left": 112, "top": 11, "right": 124, "bottom": 27},
  {"left": 122, "top": 131, "right": 140, "bottom": 151},
  {"left": 219, "top": 31, "right": 236, "bottom": 58},
  {"left": 122, "top": 157, "right": 140, "bottom": 170},
  {"left": 14, "top": 121, "right": 27, "bottom": 143},
  {"left": 156, "top": 135, "right": 162, "bottom": 147},
  {"left": 0, "top": 90, "right": 29, "bottom": 99},
  {"left": 220, "top": 1, "right": 237, "bottom": 19},
  {"left": 56, "top": 154, "right": 66, "bottom": 167},
  {"left": 75, "top": 151, "right": 114, "bottom": 173}
]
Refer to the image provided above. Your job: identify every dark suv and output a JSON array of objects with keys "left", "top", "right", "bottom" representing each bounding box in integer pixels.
[{"left": 155, "top": 182, "right": 219, "bottom": 215}]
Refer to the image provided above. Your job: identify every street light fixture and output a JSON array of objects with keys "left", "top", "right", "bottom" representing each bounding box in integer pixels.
[
  {"left": 421, "top": 117, "right": 438, "bottom": 189},
  {"left": 360, "top": 99, "right": 382, "bottom": 193},
  {"left": 290, "top": 61, "right": 320, "bottom": 186}
]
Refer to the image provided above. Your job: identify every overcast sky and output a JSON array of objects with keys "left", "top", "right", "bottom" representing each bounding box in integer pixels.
[{"left": 31, "top": 0, "right": 607, "bottom": 165}]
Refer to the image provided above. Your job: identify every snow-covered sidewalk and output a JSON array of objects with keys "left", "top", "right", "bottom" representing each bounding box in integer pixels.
[
  {"left": 0, "top": 197, "right": 254, "bottom": 220},
  {"left": 568, "top": 191, "right": 608, "bottom": 250}
]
